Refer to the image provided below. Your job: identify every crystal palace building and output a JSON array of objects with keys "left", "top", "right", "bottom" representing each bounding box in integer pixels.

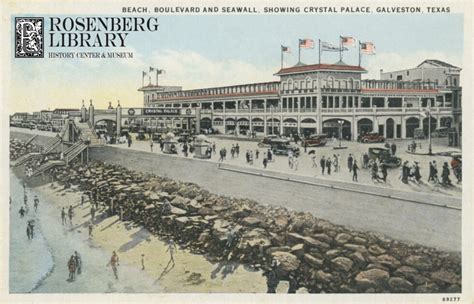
[{"left": 138, "top": 59, "right": 462, "bottom": 145}]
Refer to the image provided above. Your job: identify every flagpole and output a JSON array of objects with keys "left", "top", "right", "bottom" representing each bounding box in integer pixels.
[
  {"left": 142, "top": 73, "right": 144, "bottom": 87},
  {"left": 339, "top": 36, "right": 342, "bottom": 62},
  {"left": 298, "top": 40, "right": 301, "bottom": 63},
  {"left": 281, "top": 47, "right": 284, "bottom": 69},
  {"left": 318, "top": 39, "right": 321, "bottom": 64},
  {"left": 156, "top": 70, "right": 159, "bottom": 86},
  {"left": 358, "top": 42, "right": 361, "bottom": 67}
]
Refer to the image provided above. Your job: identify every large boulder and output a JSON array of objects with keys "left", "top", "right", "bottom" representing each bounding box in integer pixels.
[
  {"left": 376, "top": 254, "right": 401, "bottom": 270},
  {"left": 388, "top": 277, "right": 414, "bottom": 293},
  {"left": 241, "top": 216, "right": 261, "bottom": 227},
  {"left": 354, "top": 268, "right": 390, "bottom": 290},
  {"left": 290, "top": 243, "right": 305, "bottom": 258},
  {"left": 271, "top": 251, "right": 300, "bottom": 277},
  {"left": 331, "top": 257, "right": 353, "bottom": 272},
  {"left": 171, "top": 195, "right": 189, "bottom": 209},
  {"left": 314, "top": 270, "right": 333, "bottom": 283},
  {"left": 394, "top": 266, "right": 419, "bottom": 281},
  {"left": 170, "top": 206, "right": 187, "bottom": 215},
  {"left": 430, "top": 270, "right": 459, "bottom": 285},
  {"left": 405, "top": 255, "right": 433, "bottom": 271},
  {"left": 304, "top": 254, "right": 324, "bottom": 268},
  {"left": 335, "top": 233, "right": 352, "bottom": 244}
]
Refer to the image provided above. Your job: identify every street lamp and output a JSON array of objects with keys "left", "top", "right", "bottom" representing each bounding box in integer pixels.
[{"left": 333, "top": 120, "right": 348, "bottom": 150}]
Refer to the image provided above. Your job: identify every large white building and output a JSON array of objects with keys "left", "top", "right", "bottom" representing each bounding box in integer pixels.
[{"left": 139, "top": 60, "right": 461, "bottom": 144}]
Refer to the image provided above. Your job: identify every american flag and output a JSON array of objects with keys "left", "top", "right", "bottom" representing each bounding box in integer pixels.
[
  {"left": 281, "top": 45, "right": 291, "bottom": 53},
  {"left": 299, "top": 39, "right": 314, "bottom": 49},
  {"left": 341, "top": 36, "right": 356, "bottom": 47},
  {"left": 361, "top": 42, "right": 376, "bottom": 55}
]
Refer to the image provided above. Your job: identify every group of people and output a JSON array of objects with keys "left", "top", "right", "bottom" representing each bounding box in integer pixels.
[
  {"left": 67, "top": 251, "right": 82, "bottom": 282},
  {"left": 61, "top": 205, "right": 74, "bottom": 226}
]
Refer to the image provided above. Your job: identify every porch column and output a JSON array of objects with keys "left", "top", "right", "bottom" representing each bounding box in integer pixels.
[
  {"left": 401, "top": 118, "right": 406, "bottom": 139},
  {"left": 263, "top": 117, "right": 267, "bottom": 136},
  {"left": 369, "top": 97, "right": 373, "bottom": 108}
]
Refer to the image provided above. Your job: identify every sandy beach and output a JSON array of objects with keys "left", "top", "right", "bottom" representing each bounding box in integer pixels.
[{"left": 27, "top": 179, "right": 287, "bottom": 293}]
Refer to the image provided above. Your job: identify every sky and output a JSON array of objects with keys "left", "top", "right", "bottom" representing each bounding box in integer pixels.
[{"left": 10, "top": 13, "right": 464, "bottom": 113}]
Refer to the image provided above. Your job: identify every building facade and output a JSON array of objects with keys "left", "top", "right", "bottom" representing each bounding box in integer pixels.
[{"left": 139, "top": 60, "right": 461, "bottom": 145}]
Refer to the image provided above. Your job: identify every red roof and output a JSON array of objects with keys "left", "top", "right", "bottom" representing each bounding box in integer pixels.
[{"left": 275, "top": 63, "right": 367, "bottom": 75}]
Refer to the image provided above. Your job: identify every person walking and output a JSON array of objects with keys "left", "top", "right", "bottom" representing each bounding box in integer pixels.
[
  {"left": 352, "top": 160, "right": 359, "bottom": 182},
  {"left": 255, "top": 149, "right": 259, "bottom": 159},
  {"left": 235, "top": 143, "right": 240, "bottom": 157},
  {"left": 363, "top": 153, "right": 369, "bottom": 169},
  {"left": 88, "top": 223, "right": 94, "bottom": 238},
  {"left": 61, "top": 207, "right": 67, "bottom": 225},
  {"left": 263, "top": 156, "right": 268, "bottom": 169},
  {"left": 108, "top": 251, "right": 119, "bottom": 280},
  {"left": 159, "top": 140, "right": 164, "bottom": 152},
  {"left": 127, "top": 136, "right": 132, "bottom": 148},
  {"left": 230, "top": 145, "right": 235, "bottom": 158},
  {"left": 68, "top": 255, "right": 77, "bottom": 282},
  {"left": 74, "top": 251, "right": 82, "bottom": 275},
  {"left": 391, "top": 142, "right": 397, "bottom": 155},
  {"left": 267, "top": 149, "right": 273, "bottom": 162},
  {"left": 311, "top": 154, "right": 317, "bottom": 168},
  {"left": 34, "top": 195, "right": 39, "bottom": 212},
  {"left": 348, "top": 154, "right": 354, "bottom": 172},
  {"left": 293, "top": 156, "right": 299, "bottom": 171},
  {"left": 333, "top": 154, "right": 339, "bottom": 172},
  {"left": 441, "top": 162, "right": 452, "bottom": 186},
  {"left": 320, "top": 156, "right": 326, "bottom": 175},
  {"left": 90, "top": 205, "right": 96, "bottom": 221},
  {"left": 212, "top": 142, "right": 216, "bottom": 154},
  {"left": 149, "top": 139, "right": 154, "bottom": 152},
  {"left": 402, "top": 161, "right": 409, "bottom": 184},
  {"left": 371, "top": 161, "right": 380, "bottom": 182},
  {"left": 166, "top": 239, "right": 178, "bottom": 266}
]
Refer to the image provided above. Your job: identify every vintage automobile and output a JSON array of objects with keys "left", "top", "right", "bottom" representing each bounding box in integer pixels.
[
  {"left": 358, "top": 132, "right": 385, "bottom": 143},
  {"left": 177, "top": 132, "right": 195, "bottom": 143},
  {"left": 431, "top": 127, "right": 452, "bottom": 138},
  {"left": 270, "top": 138, "right": 300, "bottom": 156},
  {"left": 303, "top": 134, "right": 328, "bottom": 147},
  {"left": 414, "top": 128, "right": 425, "bottom": 139},
  {"left": 135, "top": 130, "right": 147, "bottom": 140},
  {"left": 368, "top": 147, "right": 401, "bottom": 168},
  {"left": 257, "top": 135, "right": 280, "bottom": 147}
]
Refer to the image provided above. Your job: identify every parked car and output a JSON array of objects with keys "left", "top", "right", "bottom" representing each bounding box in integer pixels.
[
  {"left": 136, "top": 130, "right": 147, "bottom": 140},
  {"left": 431, "top": 127, "right": 452, "bottom": 138},
  {"left": 303, "top": 134, "right": 328, "bottom": 147},
  {"left": 270, "top": 138, "right": 300, "bottom": 156},
  {"left": 368, "top": 147, "right": 401, "bottom": 168},
  {"left": 358, "top": 132, "right": 385, "bottom": 143},
  {"left": 257, "top": 135, "right": 280, "bottom": 147}
]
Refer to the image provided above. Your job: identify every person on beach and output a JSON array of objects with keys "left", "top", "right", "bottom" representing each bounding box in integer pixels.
[
  {"left": 88, "top": 223, "right": 94, "bottom": 238},
  {"left": 74, "top": 251, "right": 82, "bottom": 275},
  {"left": 108, "top": 251, "right": 119, "bottom": 280},
  {"left": 166, "top": 239, "right": 178, "bottom": 266},
  {"left": 34, "top": 195, "right": 39, "bottom": 212},
  {"left": 68, "top": 255, "right": 77, "bottom": 282},
  {"left": 90, "top": 205, "right": 96, "bottom": 221},
  {"left": 68, "top": 205, "right": 74, "bottom": 226},
  {"left": 141, "top": 254, "right": 145, "bottom": 270},
  {"left": 61, "top": 207, "right": 67, "bottom": 225},
  {"left": 19, "top": 206, "right": 25, "bottom": 218}
]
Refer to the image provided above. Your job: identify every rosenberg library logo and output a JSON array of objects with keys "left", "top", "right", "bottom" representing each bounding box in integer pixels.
[{"left": 15, "top": 17, "right": 44, "bottom": 58}]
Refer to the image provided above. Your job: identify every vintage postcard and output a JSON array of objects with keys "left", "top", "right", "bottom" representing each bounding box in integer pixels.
[{"left": 0, "top": 0, "right": 472, "bottom": 303}]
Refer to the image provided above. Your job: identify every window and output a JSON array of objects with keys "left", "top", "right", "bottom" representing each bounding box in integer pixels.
[
  {"left": 454, "top": 78, "right": 457, "bottom": 86},
  {"left": 407, "top": 70, "right": 410, "bottom": 76}
]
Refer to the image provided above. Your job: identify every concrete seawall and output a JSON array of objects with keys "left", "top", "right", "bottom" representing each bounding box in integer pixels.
[
  {"left": 9, "top": 131, "right": 461, "bottom": 251},
  {"left": 89, "top": 145, "right": 460, "bottom": 251}
]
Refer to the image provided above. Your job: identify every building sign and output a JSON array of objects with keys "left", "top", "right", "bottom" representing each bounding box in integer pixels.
[{"left": 143, "top": 108, "right": 180, "bottom": 115}]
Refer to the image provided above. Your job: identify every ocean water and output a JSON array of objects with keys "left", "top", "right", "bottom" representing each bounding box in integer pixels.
[
  {"left": 9, "top": 171, "right": 54, "bottom": 293},
  {"left": 10, "top": 170, "right": 161, "bottom": 293}
]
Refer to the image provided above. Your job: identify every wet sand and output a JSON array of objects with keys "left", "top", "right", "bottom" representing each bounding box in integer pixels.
[{"left": 31, "top": 182, "right": 285, "bottom": 293}]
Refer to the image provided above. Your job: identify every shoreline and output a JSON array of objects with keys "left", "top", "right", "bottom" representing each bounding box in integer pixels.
[{"left": 20, "top": 174, "right": 272, "bottom": 293}]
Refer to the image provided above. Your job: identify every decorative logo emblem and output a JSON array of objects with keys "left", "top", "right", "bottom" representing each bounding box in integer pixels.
[
  {"left": 185, "top": 108, "right": 192, "bottom": 115},
  {"left": 15, "top": 17, "right": 44, "bottom": 58},
  {"left": 128, "top": 108, "right": 136, "bottom": 116}
]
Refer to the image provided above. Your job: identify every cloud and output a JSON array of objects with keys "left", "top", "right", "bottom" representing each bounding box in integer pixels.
[
  {"left": 149, "top": 49, "right": 279, "bottom": 89},
  {"left": 363, "top": 50, "right": 463, "bottom": 79}
]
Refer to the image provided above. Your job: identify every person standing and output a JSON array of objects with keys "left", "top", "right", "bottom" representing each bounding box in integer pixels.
[
  {"left": 428, "top": 161, "right": 435, "bottom": 182},
  {"left": 441, "top": 162, "right": 452, "bottom": 186},
  {"left": 108, "top": 251, "right": 119, "bottom": 280},
  {"left": 311, "top": 154, "right": 317, "bottom": 168},
  {"left": 267, "top": 149, "right": 273, "bottom": 162},
  {"left": 219, "top": 148, "right": 225, "bottom": 162},
  {"left": 380, "top": 162, "right": 388, "bottom": 182},
  {"left": 255, "top": 149, "right": 259, "bottom": 159},
  {"left": 352, "top": 160, "right": 359, "bottom": 182},
  {"left": 141, "top": 254, "right": 145, "bottom": 270},
  {"left": 61, "top": 207, "right": 67, "bottom": 225},
  {"left": 127, "top": 136, "right": 132, "bottom": 148},
  {"left": 333, "top": 154, "right": 339, "bottom": 172},
  {"left": 212, "top": 142, "right": 216, "bottom": 154},
  {"left": 166, "top": 239, "right": 178, "bottom": 266},
  {"left": 320, "top": 156, "right": 326, "bottom": 175},
  {"left": 74, "top": 251, "right": 82, "bottom": 275},
  {"left": 90, "top": 205, "right": 96, "bottom": 221},
  {"left": 293, "top": 156, "right": 299, "bottom": 171},
  {"left": 402, "top": 161, "right": 409, "bottom": 184},
  {"left": 326, "top": 157, "right": 332, "bottom": 175},
  {"left": 348, "top": 154, "right": 354, "bottom": 172},
  {"left": 88, "top": 223, "right": 94, "bottom": 238},
  {"left": 68, "top": 205, "right": 74, "bottom": 226},
  {"left": 245, "top": 150, "right": 250, "bottom": 163},
  {"left": 19, "top": 206, "right": 25, "bottom": 218},
  {"left": 230, "top": 145, "right": 235, "bottom": 158},
  {"left": 263, "top": 156, "right": 268, "bottom": 169},
  {"left": 391, "top": 143, "right": 397, "bottom": 155},
  {"left": 68, "top": 255, "right": 77, "bottom": 282},
  {"left": 235, "top": 143, "right": 240, "bottom": 157}
]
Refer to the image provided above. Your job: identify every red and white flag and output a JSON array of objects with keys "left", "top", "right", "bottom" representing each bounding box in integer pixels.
[
  {"left": 341, "top": 36, "right": 356, "bottom": 47},
  {"left": 299, "top": 39, "right": 314, "bottom": 49},
  {"left": 281, "top": 45, "right": 291, "bottom": 53},
  {"left": 360, "top": 42, "right": 376, "bottom": 54}
]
